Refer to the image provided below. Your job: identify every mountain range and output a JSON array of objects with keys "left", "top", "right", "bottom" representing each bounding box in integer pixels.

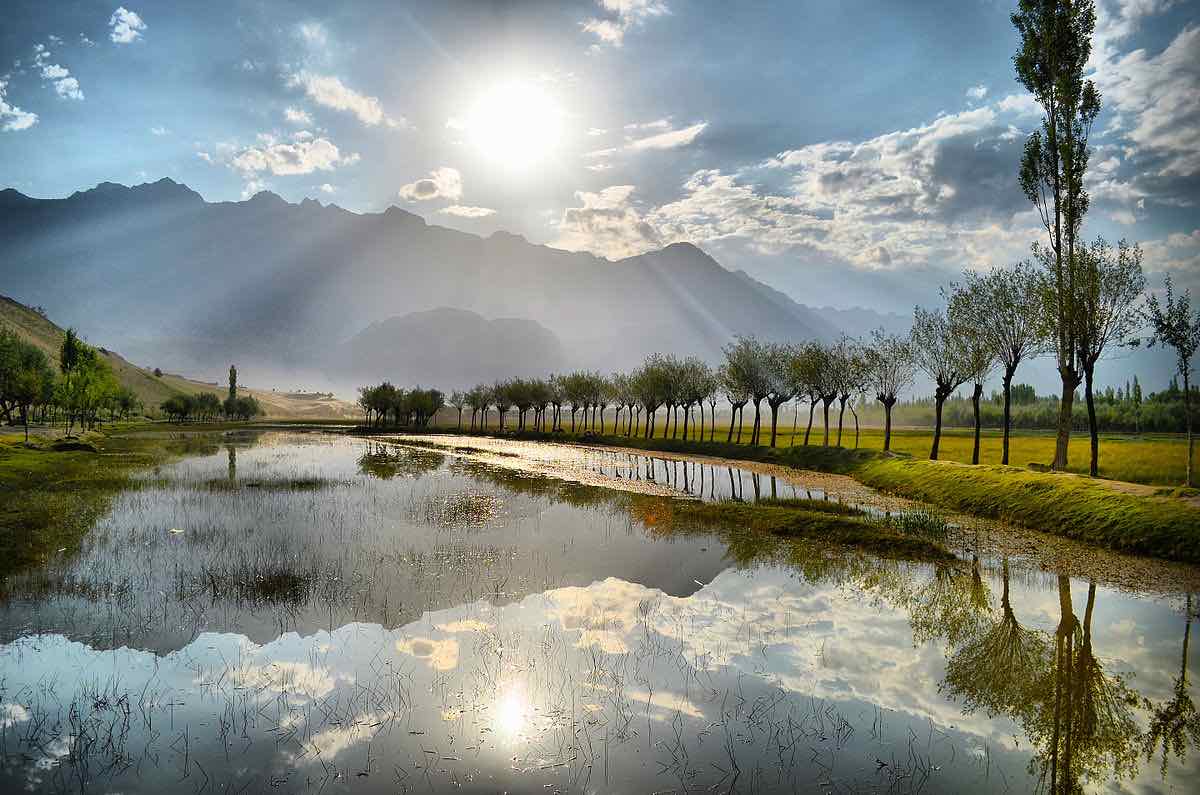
[{"left": 0, "top": 178, "right": 902, "bottom": 391}]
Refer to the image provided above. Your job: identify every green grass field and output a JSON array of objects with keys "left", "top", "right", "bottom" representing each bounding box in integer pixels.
[{"left": 459, "top": 414, "right": 1192, "bottom": 487}]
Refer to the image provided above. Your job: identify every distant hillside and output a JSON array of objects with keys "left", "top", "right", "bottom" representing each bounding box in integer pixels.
[
  {"left": 334, "top": 307, "right": 568, "bottom": 389},
  {"left": 0, "top": 179, "right": 844, "bottom": 380},
  {"left": 0, "top": 295, "right": 358, "bottom": 419}
]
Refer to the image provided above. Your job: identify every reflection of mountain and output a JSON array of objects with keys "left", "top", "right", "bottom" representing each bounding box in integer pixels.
[{"left": 0, "top": 180, "right": 852, "bottom": 382}]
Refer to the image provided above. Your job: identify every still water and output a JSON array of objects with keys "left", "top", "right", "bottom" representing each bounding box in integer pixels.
[{"left": 0, "top": 431, "right": 1195, "bottom": 793}]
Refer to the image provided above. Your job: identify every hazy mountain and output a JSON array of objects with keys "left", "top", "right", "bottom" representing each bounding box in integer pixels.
[
  {"left": 0, "top": 179, "right": 879, "bottom": 389},
  {"left": 335, "top": 307, "right": 568, "bottom": 389}
]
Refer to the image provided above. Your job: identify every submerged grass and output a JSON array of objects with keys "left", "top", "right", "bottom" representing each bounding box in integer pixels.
[
  {"left": 663, "top": 498, "right": 956, "bottom": 561},
  {"left": 415, "top": 428, "right": 1200, "bottom": 563}
]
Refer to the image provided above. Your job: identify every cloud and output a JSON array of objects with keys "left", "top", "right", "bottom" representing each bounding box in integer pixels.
[
  {"left": 288, "top": 71, "right": 403, "bottom": 128},
  {"left": 149, "top": 125, "right": 169, "bottom": 136},
  {"left": 0, "top": 80, "right": 38, "bottom": 131},
  {"left": 627, "top": 121, "right": 707, "bottom": 150},
  {"left": 298, "top": 22, "right": 328, "bottom": 50},
  {"left": 399, "top": 167, "right": 462, "bottom": 201},
  {"left": 228, "top": 133, "right": 359, "bottom": 176},
  {"left": 581, "top": 0, "right": 670, "bottom": 48},
  {"left": 1098, "top": 24, "right": 1200, "bottom": 178},
  {"left": 284, "top": 106, "right": 313, "bottom": 126},
  {"left": 32, "top": 44, "right": 83, "bottom": 101},
  {"left": 966, "top": 84, "right": 988, "bottom": 101},
  {"left": 558, "top": 97, "right": 1054, "bottom": 268},
  {"left": 79, "top": 33, "right": 95, "bottom": 47},
  {"left": 553, "top": 185, "right": 662, "bottom": 259},
  {"left": 439, "top": 205, "right": 496, "bottom": 218},
  {"left": 1142, "top": 229, "right": 1200, "bottom": 275},
  {"left": 109, "top": 7, "right": 146, "bottom": 44},
  {"left": 319, "top": 182, "right": 335, "bottom": 194}
]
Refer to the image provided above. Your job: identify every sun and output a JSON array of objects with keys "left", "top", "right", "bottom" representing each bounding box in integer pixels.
[{"left": 465, "top": 81, "right": 564, "bottom": 168}]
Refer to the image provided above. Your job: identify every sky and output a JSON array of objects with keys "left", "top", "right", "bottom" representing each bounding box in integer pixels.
[{"left": 1, "top": 0, "right": 1198, "bottom": 322}]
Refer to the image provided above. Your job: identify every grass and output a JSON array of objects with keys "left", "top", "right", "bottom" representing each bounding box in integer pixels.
[
  {"left": 412, "top": 425, "right": 1200, "bottom": 563},
  {"left": 0, "top": 428, "right": 172, "bottom": 578},
  {"left": 666, "top": 497, "right": 956, "bottom": 560},
  {"left": 450, "top": 416, "right": 1193, "bottom": 486}
]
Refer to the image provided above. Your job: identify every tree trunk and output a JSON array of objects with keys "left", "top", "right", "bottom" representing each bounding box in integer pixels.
[
  {"left": 727, "top": 404, "right": 737, "bottom": 443},
  {"left": 836, "top": 397, "right": 847, "bottom": 447},
  {"left": 1002, "top": 366, "right": 1014, "bottom": 465},
  {"left": 822, "top": 398, "right": 832, "bottom": 446},
  {"left": 769, "top": 402, "right": 779, "bottom": 448},
  {"left": 883, "top": 399, "right": 893, "bottom": 451},
  {"left": 849, "top": 402, "right": 859, "bottom": 449},
  {"left": 971, "top": 382, "right": 983, "bottom": 465},
  {"left": 931, "top": 392, "right": 946, "bottom": 460},
  {"left": 1186, "top": 370, "right": 1194, "bottom": 487},
  {"left": 751, "top": 399, "right": 762, "bottom": 446},
  {"left": 1052, "top": 367, "right": 1080, "bottom": 470},
  {"left": 805, "top": 400, "right": 816, "bottom": 446},
  {"left": 736, "top": 406, "right": 743, "bottom": 443},
  {"left": 1084, "top": 364, "right": 1099, "bottom": 477}
]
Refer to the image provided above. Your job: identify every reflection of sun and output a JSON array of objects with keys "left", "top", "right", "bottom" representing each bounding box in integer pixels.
[
  {"left": 465, "top": 81, "right": 563, "bottom": 168},
  {"left": 494, "top": 682, "right": 528, "bottom": 738}
]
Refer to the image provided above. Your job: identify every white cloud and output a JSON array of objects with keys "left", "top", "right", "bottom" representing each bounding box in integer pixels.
[
  {"left": 284, "top": 106, "right": 313, "bottom": 126},
  {"left": 31, "top": 44, "right": 83, "bottom": 100},
  {"left": 581, "top": 0, "right": 669, "bottom": 48},
  {"left": 1097, "top": 25, "right": 1200, "bottom": 178},
  {"left": 586, "top": 127, "right": 607, "bottom": 136},
  {"left": 553, "top": 185, "right": 661, "bottom": 259},
  {"left": 398, "top": 167, "right": 462, "bottom": 201},
  {"left": 627, "top": 121, "right": 707, "bottom": 150},
  {"left": 557, "top": 97, "right": 1055, "bottom": 268},
  {"left": 298, "top": 22, "right": 328, "bottom": 49},
  {"left": 241, "top": 178, "right": 269, "bottom": 200},
  {"left": 149, "top": 125, "right": 169, "bottom": 136},
  {"left": 79, "top": 33, "right": 95, "bottom": 47},
  {"left": 318, "top": 183, "right": 335, "bottom": 194},
  {"left": 109, "top": 7, "right": 146, "bottom": 44},
  {"left": 0, "top": 80, "right": 38, "bottom": 131},
  {"left": 1142, "top": 229, "right": 1200, "bottom": 275},
  {"left": 966, "top": 84, "right": 988, "bottom": 101},
  {"left": 229, "top": 134, "right": 359, "bottom": 176},
  {"left": 439, "top": 205, "right": 496, "bottom": 218},
  {"left": 288, "top": 71, "right": 403, "bottom": 128}
]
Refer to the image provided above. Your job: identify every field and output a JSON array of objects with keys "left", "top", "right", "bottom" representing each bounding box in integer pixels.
[{"left": 455, "top": 412, "right": 1194, "bottom": 487}]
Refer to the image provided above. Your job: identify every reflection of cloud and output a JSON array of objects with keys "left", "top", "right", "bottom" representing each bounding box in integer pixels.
[
  {"left": 0, "top": 563, "right": 1191, "bottom": 791},
  {"left": 0, "top": 702, "right": 29, "bottom": 728},
  {"left": 395, "top": 635, "right": 459, "bottom": 670}
]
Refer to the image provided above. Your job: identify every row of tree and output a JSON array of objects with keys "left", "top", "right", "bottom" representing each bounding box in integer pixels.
[
  {"left": 160, "top": 364, "right": 262, "bottom": 423},
  {"left": 357, "top": 384, "right": 446, "bottom": 428},
  {"left": 159, "top": 392, "right": 262, "bottom": 422},
  {"left": 0, "top": 328, "right": 140, "bottom": 440}
]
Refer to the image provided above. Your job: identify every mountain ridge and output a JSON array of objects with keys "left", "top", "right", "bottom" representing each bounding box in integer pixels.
[{"left": 0, "top": 179, "right": 894, "bottom": 389}]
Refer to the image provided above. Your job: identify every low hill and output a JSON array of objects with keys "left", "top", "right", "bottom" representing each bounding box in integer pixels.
[
  {"left": 1, "top": 295, "right": 358, "bottom": 419},
  {"left": 334, "top": 307, "right": 568, "bottom": 389}
]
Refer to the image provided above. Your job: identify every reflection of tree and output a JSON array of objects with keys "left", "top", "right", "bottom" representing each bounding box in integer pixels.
[
  {"left": 226, "top": 444, "right": 237, "bottom": 483},
  {"left": 941, "top": 571, "right": 1142, "bottom": 793},
  {"left": 1143, "top": 594, "right": 1200, "bottom": 779},
  {"left": 357, "top": 443, "right": 445, "bottom": 479},
  {"left": 943, "top": 559, "right": 1050, "bottom": 723},
  {"left": 905, "top": 556, "right": 992, "bottom": 649},
  {"left": 1031, "top": 579, "right": 1141, "bottom": 793}
]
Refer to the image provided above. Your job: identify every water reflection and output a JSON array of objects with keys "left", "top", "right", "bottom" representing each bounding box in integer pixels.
[{"left": 0, "top": 432, "right": 1195, "bottom": 793}]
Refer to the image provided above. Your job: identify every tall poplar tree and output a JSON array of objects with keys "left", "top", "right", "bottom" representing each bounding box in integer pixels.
[{"left": 1012, "top": 0, "right": 1101, "bottom": 470}]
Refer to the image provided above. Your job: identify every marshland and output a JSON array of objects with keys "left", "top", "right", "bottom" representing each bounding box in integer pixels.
[{"left": 0, "top": 425, "right": 1197, "bottom": 793}]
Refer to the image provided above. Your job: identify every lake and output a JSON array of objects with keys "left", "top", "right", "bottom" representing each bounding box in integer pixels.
[{"left": 0, "top": 429, "right": 1195, "bottom": 793}]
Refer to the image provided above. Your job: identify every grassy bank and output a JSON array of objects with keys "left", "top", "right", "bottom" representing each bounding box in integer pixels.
[
  {"left": 0, "top": 424, "right": 232, "bottom": 578},
  {"left": 402, "top": 427, "right": 1200, "bottom": 563},
  {"left": 450, "top": 416, "right": 1193, "bottom": 485}
]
